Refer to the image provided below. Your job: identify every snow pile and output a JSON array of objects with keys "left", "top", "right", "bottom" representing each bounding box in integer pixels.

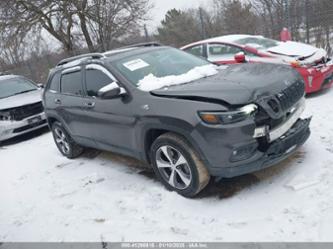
[
  {"left": 268, "top": 41, "right": 322, "bottom": 57},
  {"left": 138, "top": 64, "right": 218, "bottom": 91}
]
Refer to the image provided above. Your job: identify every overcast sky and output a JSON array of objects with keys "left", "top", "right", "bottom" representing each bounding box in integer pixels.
[{"left": 146, "top": 0, "right": 209, "bottom": 32}]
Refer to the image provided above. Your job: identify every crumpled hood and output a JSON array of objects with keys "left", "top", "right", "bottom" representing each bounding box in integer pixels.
[
  {"left": 152, "top": 63, "right": 301, "bottom": 105},
  {"left": 267, "top": 41, "right": 327, "bottom": 62},
  {"left": 0, "top": 89, "right": 43, "bottom": 110}
]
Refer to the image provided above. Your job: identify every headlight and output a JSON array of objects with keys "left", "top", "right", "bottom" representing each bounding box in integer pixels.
[
  {"left": 0, "top": 111, "right": 12, "bottom": 121},
  {"left": 290, "top": 60, "right": 302, "bottom": 67},
  {"left": 199, "top": 104, "right": 257, "bottom": 125},
  {"left": 289, "top": 60, "right": 308, "bottom": 68}
]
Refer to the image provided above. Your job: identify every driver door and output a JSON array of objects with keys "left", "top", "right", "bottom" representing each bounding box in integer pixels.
[
  {"left": 82, "top": 64, "right": 136, "bottom": 155},
  {"left": 207, "top": 43, "right": 244, "bottom": 65}
]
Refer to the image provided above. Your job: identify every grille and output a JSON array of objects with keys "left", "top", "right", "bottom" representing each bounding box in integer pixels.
[
  {"left": 275, "top": 80, "right": 304, "bottom": 113},
  {"left": 255, "top": 80, "right": 305, "bottom": 151},
  {"left": 256, "top": 109, "right": 285, "bottom": 129},
  {"left": 255, "top": 80, "right": 304, "bottom": 126},
  {"left": 10, "top": 102, "right": 44, "bottom": 121}
]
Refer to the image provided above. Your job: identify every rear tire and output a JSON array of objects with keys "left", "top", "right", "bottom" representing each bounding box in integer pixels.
[
  {"left": 51, "top": 121, "right": 84, "bottom": 159},
  {"left": 150, "top": 132, "right": 210, "bottom": 197}
]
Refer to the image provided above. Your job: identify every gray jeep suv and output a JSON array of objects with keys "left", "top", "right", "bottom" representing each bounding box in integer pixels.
[{"left": 43, "top": 45, "right": 311, "bottom": 197}]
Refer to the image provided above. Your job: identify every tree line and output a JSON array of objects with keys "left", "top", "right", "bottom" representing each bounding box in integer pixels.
[
  {"left": 1, "top": 0, "right": 333, "bottom": 82},
  {"left": 156, "top": 0, "right": 333, "bottom": 50}
]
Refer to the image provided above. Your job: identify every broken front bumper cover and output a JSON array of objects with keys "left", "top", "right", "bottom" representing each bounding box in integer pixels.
[
  {"left": 254, "top": 97, "right": 305, "bottom": 142},
  {"left": 212, "top": 117, "right": 311, "bottom": 178}
]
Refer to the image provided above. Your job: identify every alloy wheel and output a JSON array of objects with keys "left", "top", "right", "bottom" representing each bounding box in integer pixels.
[
  {"left": 54, "top": 127, "right": 70, "bottom": 154},
  {"left": 155, "top": 145, "right": 192, "bottom": 190}
]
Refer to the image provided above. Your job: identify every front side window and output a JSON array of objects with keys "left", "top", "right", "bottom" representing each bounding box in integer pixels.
[
  {"left": 184, "top": 44, "right": 205, "bottom": 58},
  {"left": 112, "top": 47, "right": 211, "bottom": 89},
  {"left": 85, "top": 65, "right": 115, "bottom": 97},
  {"left": 0, "top": 77, "right": 38, "bottom": 99},
  {"left": 207, "top": 43, "right": 243, "bottom": 61},
  {"left": 60, "top": 70, "right": 83, "bottom": 96}
]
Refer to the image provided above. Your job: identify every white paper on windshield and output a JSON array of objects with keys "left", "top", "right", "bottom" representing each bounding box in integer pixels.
[{"left": 123, "top": 59, "right": 149, "bottom": 71}]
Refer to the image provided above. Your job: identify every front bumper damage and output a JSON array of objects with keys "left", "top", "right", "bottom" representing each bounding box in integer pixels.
[
  {"left": 204, "top": 96, "right": 311, "bottom": 178},
  {"left": 214, "top": 117, "right": 311, "bottom": 178}
]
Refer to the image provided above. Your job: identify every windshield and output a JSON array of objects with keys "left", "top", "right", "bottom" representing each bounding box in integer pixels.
[
  {"left": 235, "top": 37, "right": 280, "bottom": 50},
  {"left": 0, "top": 77, "right": 38, "bottom": 99},
  {"left": 112, "top": 47, "right": 214, "bottom": 91}
]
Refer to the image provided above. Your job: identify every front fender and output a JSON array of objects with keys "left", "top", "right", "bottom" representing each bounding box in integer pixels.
[{"left": 136, "top": 116, "right": 206, "bottom": 164}]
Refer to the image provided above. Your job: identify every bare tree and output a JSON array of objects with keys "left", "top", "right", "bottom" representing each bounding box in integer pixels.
[
  {"left": 0, "top": 0, "right": 77, "bottom": 54},
  {"left": 85, "top": 0, "right": 151, "bottom": 51},
  {"left": 0, "top": 0, "right": 151, "bottom": 54}
]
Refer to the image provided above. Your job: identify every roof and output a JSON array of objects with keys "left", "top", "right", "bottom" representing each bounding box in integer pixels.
[{"left": 181, "top": 34, "right": 265, "bottom": 48}]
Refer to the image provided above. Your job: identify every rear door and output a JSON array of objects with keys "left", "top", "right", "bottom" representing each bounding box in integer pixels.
[
  {"left": 57, "top": 66, "right": 90, "bottom": 141},
  {"left": 82, "top": 63, "right": 136, "bottom": 156}
]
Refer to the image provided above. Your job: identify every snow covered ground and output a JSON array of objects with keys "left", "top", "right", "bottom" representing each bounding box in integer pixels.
[{"left": 1, "top": 89, "right": 333, "bottom": 242}]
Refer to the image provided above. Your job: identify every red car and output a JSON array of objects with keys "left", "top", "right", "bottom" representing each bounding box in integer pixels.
[{"left": 181, "top": 35, "right": 333, "bottom": 93}]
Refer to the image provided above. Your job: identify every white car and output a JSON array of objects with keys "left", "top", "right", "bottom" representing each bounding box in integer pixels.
[{"left": 0, "top": 75, "right": 47, "bottom": 142}]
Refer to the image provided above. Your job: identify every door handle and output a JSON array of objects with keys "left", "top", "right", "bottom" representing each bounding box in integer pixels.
[
  {"left": 54, "top": 99, "right": 61, "bottom": 104},
  {"left": 84, "top": 102, "right": 95, "bottom": 108}
]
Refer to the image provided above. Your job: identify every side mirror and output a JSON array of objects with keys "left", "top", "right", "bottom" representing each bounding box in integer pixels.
[
  {"left": 37, "top": 83, "right": 44, "bottom": 88},
  {"left": 97, "top": 82, "right": 126, "bottom": 99},
  {"left": 234, "top": 52, "right": 246, "bottom": 63}
]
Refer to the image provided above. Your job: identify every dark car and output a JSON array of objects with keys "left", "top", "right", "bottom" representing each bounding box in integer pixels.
[
  {"left": 0, "top": 75, "right": 47, "bottom": 142},
  {"left": 43, "top": 45, "right": 311, "bottom": 197}
]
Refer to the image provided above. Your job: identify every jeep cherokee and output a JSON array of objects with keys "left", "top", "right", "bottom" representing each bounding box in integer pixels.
[{"left": 43, "top": 45, "right": 311, "bottom": 197}]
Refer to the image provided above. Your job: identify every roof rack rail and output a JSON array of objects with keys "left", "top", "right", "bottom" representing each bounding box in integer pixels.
[
  {"left": 103, "top": 42, "right": 163, "bottom": 57},
  {"left": 121, "top": 42, "right": 162, "bottom": 49},
  {"left": 57, "top": 53, "right": 105, "bottom": 67}
]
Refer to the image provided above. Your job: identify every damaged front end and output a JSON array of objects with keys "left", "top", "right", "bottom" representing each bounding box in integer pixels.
[
  {"left": 252, "top": 78, "right": 311, "bottom": 153},
  {"left": 209, "top": 79, "right": 311, "bottom": 178},
  {"left": 219, "top": 80, "right": 312, "bottom": 177}
]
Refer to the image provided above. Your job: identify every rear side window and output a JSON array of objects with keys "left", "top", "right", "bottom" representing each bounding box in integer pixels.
[
  {"left": 85, "top": 66, "right": 114, "bottom": 97},
  {"left": 61, "top": 70, "right": 83, "bottom": 96},
  {"left": 48, "top": 73, "right": 61, "bottom": 92}
]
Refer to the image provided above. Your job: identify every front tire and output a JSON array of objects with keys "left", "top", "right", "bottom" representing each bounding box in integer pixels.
[
  {"left": 150, "top": 133, "right": 210, "bottom": 197},
  {"left": 51, "top": 121, "right": 84, "bottom": 159}
]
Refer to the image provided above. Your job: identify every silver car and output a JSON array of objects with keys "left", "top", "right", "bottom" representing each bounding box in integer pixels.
[{"left": 0, "top": 75, "right": 47, "bottom": 142}]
